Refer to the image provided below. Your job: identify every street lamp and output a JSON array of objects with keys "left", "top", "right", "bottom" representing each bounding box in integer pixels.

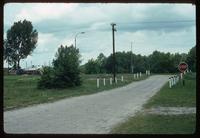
[{"left": 74, "top": 32, "right": 85, "bottom": 48}]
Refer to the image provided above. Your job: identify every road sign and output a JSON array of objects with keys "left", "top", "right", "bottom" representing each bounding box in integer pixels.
[{"left": 178, "top": 62, "right": 188, "bottom": 73}]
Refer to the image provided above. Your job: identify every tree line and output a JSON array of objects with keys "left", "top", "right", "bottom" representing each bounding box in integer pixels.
[{"left": 82, "top": 46, "right": 196, "bottom": 74}]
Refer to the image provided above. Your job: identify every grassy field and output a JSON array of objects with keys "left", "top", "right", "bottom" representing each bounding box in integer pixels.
[
  {"left": 111, "top": 72, "right": 196, "bottom": 134},
  {"left": 4, "top": 73, "right": 148, "bottom": 111}
]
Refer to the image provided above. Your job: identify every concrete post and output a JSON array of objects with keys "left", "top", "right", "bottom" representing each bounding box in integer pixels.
[
  {"left": 169, "top": 78, "right": 172, "bottom": 88},
  {"left": 171, "top": 77, "right": 173, "bottom": 86},
  {"left": 121, "top": 76, "right": 123, "bottom": 82},
  {"left": 97, "top": 78, "right": 99, "bottom": 88},
  {"left": 137, "top": 73, "right": 139, "bottom": 78},
  {"left": 103, "top": 78, "right": 106, "bottom": 86},
  {"left": 110, "top": 78, "right": 112, "bottom": 85},
  {"left": 140, "top": 72, "right": 142, "bottom": 77},
  {"left": 115, "top": 77, "right": 117, "bottom": 83}
]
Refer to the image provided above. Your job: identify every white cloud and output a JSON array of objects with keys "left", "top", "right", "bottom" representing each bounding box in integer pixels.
[{"left": 15, "top": 3, "right": 78, "bottom": 23}]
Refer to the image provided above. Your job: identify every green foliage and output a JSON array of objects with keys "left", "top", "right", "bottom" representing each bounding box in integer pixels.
[
  {"left": 97, "top": 53, "right": 107, "bottom": 73},
  {"left": 83, "top": 47, "right": 195, "bottom": 74},
  {"left": 38, "top": 45, "right": 81, "bottom": 89},
  {"left": 186, "top": 46, "right": 196, "bottom": 72},
  {"left": 4, "top": 19, "right": 38, "bottom": 69},
  {"left": 85, "top": 59, "right": 100, "bottom": 74},
  {"left": 37, "top": 66, "right": 54, "bottom": 89}
]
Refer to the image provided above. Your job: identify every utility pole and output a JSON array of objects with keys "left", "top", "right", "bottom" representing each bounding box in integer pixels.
[
  {"left": 131, "top": 42, "right": 134, "bottom": 74},
  {"left": 111, "top": 23, "right": 117, "bottom": 83}
]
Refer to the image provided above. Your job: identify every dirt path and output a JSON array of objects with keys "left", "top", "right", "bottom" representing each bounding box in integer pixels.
[
  {"left": 143, "top": 107, "right": 196, "bottom": 115},
  {"left": 4, "top": 75, "right": 170, "bottom": 134}
]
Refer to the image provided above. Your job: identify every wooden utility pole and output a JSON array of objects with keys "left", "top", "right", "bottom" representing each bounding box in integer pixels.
[{"left": 111, "top": 23, "right": 117, "bottom": 83}]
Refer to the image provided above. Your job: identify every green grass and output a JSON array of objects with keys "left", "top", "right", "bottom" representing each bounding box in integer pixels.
[
  {"left": 111, "top": 114, "right": 196, "bottom": 134},
  {"left": 144, "top": 72, "right": 196, "bottom": 108},
  {"left": 111, "top": 72, "right": 196, "bottom": 134},
  {"left": 4, "top": 73, "right": 148, "bottom": 111}
]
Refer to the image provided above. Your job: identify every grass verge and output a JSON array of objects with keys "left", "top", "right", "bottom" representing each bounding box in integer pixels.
[
  {"left": 111, "top": 72, "right": 196, "bottom": 134},
  {"left": 4, "top": 73, "right": 148, "bottom": 111}
]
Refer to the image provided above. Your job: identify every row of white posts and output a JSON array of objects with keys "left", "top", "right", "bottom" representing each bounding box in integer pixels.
[
  {"left": 133, "top": 72, "right": 142, "bottom": 79},
  {"left": 97, "top": 70, "right": 151, "bottom": 88},
  {"left": 169, "top": 75, "right": 180, "bottom": 88},
  {"left": 96, "top": 76, "right": 124, "bottom": 88},
  {"left": 146, "top": 70, "right": 150, "bottom": 76}
]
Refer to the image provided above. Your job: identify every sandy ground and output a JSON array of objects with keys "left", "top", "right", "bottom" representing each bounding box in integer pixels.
[
  {"left": 143, "top": 107, "right": 196, "bottom": 115},
  {"left": 4, "top": 75, "right": 170, "bottom": 134}
]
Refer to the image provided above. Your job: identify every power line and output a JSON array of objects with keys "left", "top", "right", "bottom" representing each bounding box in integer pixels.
[
  {"left": 35, "top": 19, "right": 195, "bottom": 34},
  {"left": 117, "top": 19, "right": 195, "bottom": 24}
]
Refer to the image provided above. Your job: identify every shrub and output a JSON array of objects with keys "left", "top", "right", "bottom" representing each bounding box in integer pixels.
[{"left": 37, "top": 45, "right": 82, "bottom": 89}]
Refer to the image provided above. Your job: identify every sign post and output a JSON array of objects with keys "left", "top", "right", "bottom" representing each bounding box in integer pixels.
[{"left": 178, "top": 62, "right": 188, "bottom": 86}]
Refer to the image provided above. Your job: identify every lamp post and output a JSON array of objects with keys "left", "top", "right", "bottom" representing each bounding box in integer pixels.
[{"left": 75, "top": 32, "right": 85, "bottom": 48}]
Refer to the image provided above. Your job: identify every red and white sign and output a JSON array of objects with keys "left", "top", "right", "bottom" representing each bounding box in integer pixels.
[{"left": 178, "top": 62, "right": 188, "bottom": 73}]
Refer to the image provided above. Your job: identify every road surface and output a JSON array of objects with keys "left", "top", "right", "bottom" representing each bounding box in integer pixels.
[{"left": 4, "top": 75, "right": 170, "bottom": 134}]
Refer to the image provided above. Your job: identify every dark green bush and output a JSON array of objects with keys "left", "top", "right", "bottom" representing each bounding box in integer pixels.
[{"left": 37, "top": 45, "right": 82, "bottom": 89}]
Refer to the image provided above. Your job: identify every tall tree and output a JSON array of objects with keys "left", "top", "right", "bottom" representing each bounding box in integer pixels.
[
  {"left": 96, "top": 53, "right": 106, "bottom": 73},
  {"left": 85, "top": 59, "right": 100, "bottom": 74},
  {"left": 4, "top": 20, "right": 38, "bottom": 69},
  {"left": 186, "top": 46, "right": 196, "bottom": 71}
]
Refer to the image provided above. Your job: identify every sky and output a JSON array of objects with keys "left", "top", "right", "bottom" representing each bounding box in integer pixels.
[{"left": 3, "top": 3, "right": 196, "bottom": 68}]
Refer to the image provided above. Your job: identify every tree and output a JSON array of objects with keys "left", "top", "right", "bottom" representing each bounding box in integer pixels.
[
  {"left": 38, "top": 45, "right": 82, "bottom": 89},
  {"left": 85, "top": 59, "right": 100, "bottom": 74},
  {"left": 186, "top": 46, "right": 196, "bottom": 72},
  {"left": 96, "top": 53, "right": 106, "bottom": 73},
  {"left": 4, "top": 20, "right": 38, "bottom": 69}
]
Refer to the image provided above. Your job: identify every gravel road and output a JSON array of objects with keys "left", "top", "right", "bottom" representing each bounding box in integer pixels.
[{"left": 4, "top": 75, "right": 170, "bottom": 134}]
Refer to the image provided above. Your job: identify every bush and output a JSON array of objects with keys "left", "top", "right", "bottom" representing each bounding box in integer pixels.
[
  {"left": 37, "top": 45, "right": 82, "bottom": 89},
  {"left": 37, "top": 66, "right": 54, "bottom": 89}
]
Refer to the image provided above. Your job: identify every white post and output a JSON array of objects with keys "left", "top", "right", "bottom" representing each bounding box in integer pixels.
[
  {"left": 140, "top": 72, "right": 142, "bottom": 77},
  {"left": 121, "top": 76, "right": 123, "bottom": 82},
  {"left": 146, "top": 70, "right": 147, "bottom": 75},
  {"left": 180, "top": 73, "right": 183, "bottom": 80},
  {"left": 174, "top": 76, "right": 176, "bottom": 85},
  {"left": 103, "top": 78, "right": 106, "bottom": 86},
  {"left": 171, "top": 77, "right": 174, "bottom": 86},
  {"left": 115, "top": 77, "right": 118, "bottom": 83},
  {"left": 110, "top": 78, "right": 112, "bottom": 85},
  {"left": 169, "top": 78, "right": 172, "bottom": 88},
  {"left": 97, "top": 78, "right": 99, "bottom": 88},
  {"left": 137, "top": 73, "right": 139, "bottom": 78}
]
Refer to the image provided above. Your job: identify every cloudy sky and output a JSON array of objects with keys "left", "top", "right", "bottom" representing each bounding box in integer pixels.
[{"left": 4, "top": 3, "right": 196, "bottom": 68}]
